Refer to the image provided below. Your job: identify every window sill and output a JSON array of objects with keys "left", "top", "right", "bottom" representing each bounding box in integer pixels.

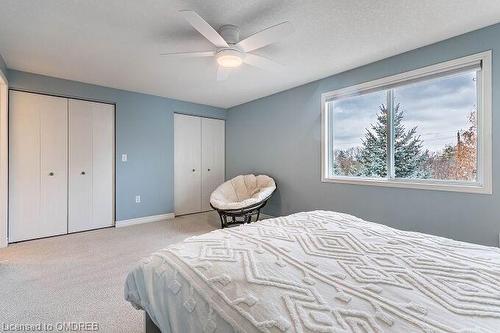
[{"left": 321, "top": 176, "right": 491, "bottom": 194}]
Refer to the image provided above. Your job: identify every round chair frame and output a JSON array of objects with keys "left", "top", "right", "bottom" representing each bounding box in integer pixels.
[{"left": 210, "top": 192, "right": 274, "bottom": 229}]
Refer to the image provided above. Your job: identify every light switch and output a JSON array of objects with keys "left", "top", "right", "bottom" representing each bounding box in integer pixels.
[
  {"left": 135, "top": 195, "right": 141, "bottom": 203},
  {"left": 122, "top": 154, "right": 128, "bottom": 162}
]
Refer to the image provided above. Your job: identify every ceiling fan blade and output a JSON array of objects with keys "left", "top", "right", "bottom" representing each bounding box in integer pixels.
[
  {"left": 160, "top": 51, "right": 215, "bottom": 57},
  {"left": 243, "top": 53, "right": 284, "bottom": 72},
  {"left": 237, "top": 21, "right": 293, "bottom": 52},
  {"left": 179, "top": 10, "right": 229, "bottom": 48},
  {"left": 216, "top": 66, "right": 231, "bottom": 81}
]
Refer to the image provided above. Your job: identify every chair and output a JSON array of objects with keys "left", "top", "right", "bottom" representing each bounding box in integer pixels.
[{"left": 210, "top": 174, "right": 276, "bottom": 228}]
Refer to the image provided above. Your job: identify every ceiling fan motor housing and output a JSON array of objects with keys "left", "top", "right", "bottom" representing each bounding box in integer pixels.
[{"left": 218, "top": 24, "right": 240, "bottom": 44}]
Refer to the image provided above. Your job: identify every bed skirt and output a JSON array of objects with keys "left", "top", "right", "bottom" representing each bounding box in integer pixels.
[{"left": 145, "top": 312, "right": 161, "bottom": 333}]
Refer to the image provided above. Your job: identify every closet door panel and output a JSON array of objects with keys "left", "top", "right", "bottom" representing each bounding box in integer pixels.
[
  {"left": 9, "top": 91, "right": 67, "bottom": 242},
  {"left": 174, "top": 114, "right": 202, "bottom": 215},
  {"left": 9, "top": 91, "right": 42, "bottom": 242},
  {"left": 91, "top": 102, "right": 114, "bottom": 229},
  {"left": 69, "top": 100, "right": 114, "bottom": 232},
  {"left": 201, "top": 118, "right": 225, "bottom": 211},
  {"left": 68, "top": 100, "right": 93, "bottom": 232},
  {"left": 40, "top": 97, "right": 68, "bottom": 238}
]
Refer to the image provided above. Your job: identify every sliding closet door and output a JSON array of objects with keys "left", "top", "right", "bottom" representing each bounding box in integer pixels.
[
  {"left": 201, "top": 118, "right": 225, "bottom": 211},
  {"left": 9, "top": 91, "right": 68, "bottom": 242},
  {"left": 174, "top": 114, "right": 202, "bottom": 215},
  {"left": 69, "top": 100, "right": 114, "bottom": 232}
]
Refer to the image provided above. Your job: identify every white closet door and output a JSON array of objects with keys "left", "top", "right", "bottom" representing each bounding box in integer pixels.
[
  {"left": 91, "top": 102, "right": 114, "bottom": 229},
  {"left": 40, "top": 95, "right": 68, "bottom": 238},
  {"left": 201, "top": 118, "right": 225, "bottom": 211},
  {"left": 9, "top": 91, "right": 68, "bottom": 242},
  {"left": 174, "top": 114, "right": 201, "bottom": 215},
  {"left": 68, "top": 100, "right": 92, "bottom": 232},
  {"left": 69, "top": 100, "right": 114, "bottom": 232}
]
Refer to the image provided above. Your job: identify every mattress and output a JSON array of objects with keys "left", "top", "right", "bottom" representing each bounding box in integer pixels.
[{"left": 124, "top": 211, "right": 500, "bottom": 332}]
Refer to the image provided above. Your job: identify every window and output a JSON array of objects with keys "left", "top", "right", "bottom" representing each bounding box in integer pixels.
[{"left": 321, "top": 51, "right": 492, "bottom": 193}]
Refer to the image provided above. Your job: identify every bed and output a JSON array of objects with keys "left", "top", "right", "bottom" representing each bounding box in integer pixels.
[{"left": 125, "top": 211, "right": 500, "bottom": 332}]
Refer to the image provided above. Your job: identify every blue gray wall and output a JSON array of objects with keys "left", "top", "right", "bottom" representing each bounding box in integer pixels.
[
  {"left": 7, "top": 70, "right": 226, "bottom": 221},
  {"left": 226, "top": 23, "right": 500, "bottom": 247}
]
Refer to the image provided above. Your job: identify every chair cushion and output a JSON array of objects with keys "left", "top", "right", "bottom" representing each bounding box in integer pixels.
[{"left": 210, "top": 174, "right": 276, "bottom": 210}]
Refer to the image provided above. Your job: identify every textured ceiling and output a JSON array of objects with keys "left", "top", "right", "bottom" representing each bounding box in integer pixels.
[{"left": 1, "top": 0, "right": 500, "bottom": 108}]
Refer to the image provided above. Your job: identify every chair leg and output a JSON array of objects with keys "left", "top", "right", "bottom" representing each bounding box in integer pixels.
[{"left": 220, "top": 214, "right": 225, "bottom": 229}]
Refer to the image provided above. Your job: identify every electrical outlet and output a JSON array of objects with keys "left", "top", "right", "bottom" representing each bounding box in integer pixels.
[
  {"left": 135, "top": 195, "right": 141, "bottom": 203},
  {"left": 122, "top": 154, "right": 128, "bottom": 162}
]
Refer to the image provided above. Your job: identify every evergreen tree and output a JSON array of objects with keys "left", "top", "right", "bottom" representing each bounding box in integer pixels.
[{"left": 358, "top": 103, "right": 429, "bottom": 178}]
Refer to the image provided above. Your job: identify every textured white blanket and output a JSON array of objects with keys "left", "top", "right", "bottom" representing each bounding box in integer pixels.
[{"left": 125, "top": 211, "right": 500, "bottom": 333}]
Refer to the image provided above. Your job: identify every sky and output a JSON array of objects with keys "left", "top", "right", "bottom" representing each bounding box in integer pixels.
[{"left": 331, "top": 70, "right": 477, "bottom": 152}]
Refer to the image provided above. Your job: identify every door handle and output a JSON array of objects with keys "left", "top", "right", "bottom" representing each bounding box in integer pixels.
[
  {"left": 81, "top": 171, "right": 86, "bottom": 175},
  {"left": 208, "top": 168, "right": 211, "bottom": 171},
  {"left": 48, "top": 172, "right": 54, "bottom": 176},
  {"left": 192, "top": 169, "right": 196, "bottom": 172}
]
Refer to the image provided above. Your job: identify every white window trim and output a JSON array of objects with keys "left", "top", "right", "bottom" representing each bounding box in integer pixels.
[{"left": 320, "top": 51, "right": 492, "bottom": 194}]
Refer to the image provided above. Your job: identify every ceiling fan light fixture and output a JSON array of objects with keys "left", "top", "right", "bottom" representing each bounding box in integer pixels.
[
  {"left": 169, "top": 10, "right": 293, "bottom": 79},
  {"left": 216, "top": 49, "right": 243, "bottom": 68}
]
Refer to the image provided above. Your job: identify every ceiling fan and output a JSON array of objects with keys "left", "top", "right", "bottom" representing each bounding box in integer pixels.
[{"left": 161, "top": 10, "right": 293, "bottom": 80}]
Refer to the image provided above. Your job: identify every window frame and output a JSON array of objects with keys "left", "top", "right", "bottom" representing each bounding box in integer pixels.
[{"left": 320, "top": 51, "right": 492, "bottom": 194}]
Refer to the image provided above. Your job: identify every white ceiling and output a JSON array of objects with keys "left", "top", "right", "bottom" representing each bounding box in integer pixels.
[{"left": 1, "top": 1, "right": 500, "bottom": 108}]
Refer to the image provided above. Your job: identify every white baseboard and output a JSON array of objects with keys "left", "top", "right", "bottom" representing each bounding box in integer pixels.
[
  {"left": 115, "top": 213, "right": 175, "bottom": 228},
  {"left": 260, "top": 213, "right": 274, "bottom": 220}
]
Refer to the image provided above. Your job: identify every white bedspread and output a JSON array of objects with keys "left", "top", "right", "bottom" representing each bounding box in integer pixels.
[{"left": 125, "top": 211, "right": 500, "bottom": 333}]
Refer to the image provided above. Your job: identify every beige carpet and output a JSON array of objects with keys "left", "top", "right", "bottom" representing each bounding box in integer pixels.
[{"left": 0, "top": 212, "right": 221, "bottom": 332}]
